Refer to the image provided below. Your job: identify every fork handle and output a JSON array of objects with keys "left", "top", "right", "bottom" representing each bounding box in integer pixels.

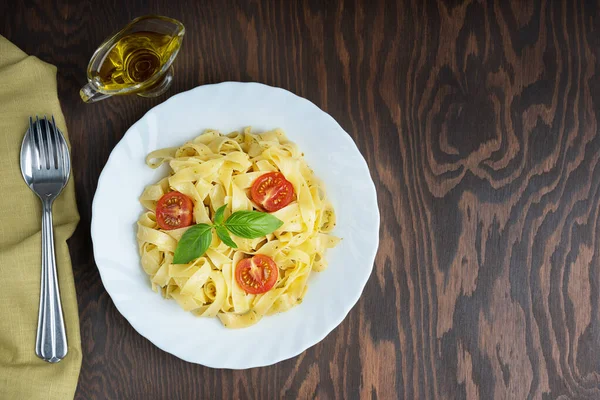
[{"left": 36, "top": 199, "right": 68, "bottom": 363}]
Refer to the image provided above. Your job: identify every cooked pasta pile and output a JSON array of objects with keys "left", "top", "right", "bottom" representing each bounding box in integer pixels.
[{"left": 136, "top": 128, "right": 339, "bottom": 328}]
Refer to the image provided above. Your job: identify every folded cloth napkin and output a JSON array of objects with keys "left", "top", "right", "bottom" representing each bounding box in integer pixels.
[{"left": 0, "top": 36, "right": 81, "bottom": 399}]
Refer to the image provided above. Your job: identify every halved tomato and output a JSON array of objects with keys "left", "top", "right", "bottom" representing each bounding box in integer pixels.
[
  {"left": 235, "top": 254, "right": 279, "bottom": 294},
  {"left": 250, "top": 172, "right": 294, "bottom": 212},
  {"left": 155, "top": 191, "right": 194, "bottom": 230}
]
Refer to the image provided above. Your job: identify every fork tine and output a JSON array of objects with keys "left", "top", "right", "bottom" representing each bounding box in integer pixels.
[
  {"left": 51, "top": 115, "right": 69, "bottom": 176},
  {"left": 35, "top": 116, "right": 48, "bottom": 170},
  {"left": 29, "top": 116, "right": 41, "bottom": 170},
  {"left": 44, "top": 116, "right": 58, "bottom": 169},
  {"left": 45, "top": 120, "right": 52, "bottom": 170}
]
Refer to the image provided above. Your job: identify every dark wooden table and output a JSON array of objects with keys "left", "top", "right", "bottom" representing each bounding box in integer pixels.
[{"left": 3, "top": 0, "right": 600, "bottom": 398}]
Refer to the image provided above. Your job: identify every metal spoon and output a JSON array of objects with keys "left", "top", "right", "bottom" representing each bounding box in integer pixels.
[{"left": 20, "top": 116, "right": 70, "bottom": 363}]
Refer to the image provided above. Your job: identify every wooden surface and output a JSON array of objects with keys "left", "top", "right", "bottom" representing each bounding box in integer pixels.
[{"left": 3, "top": 0, "right": 600, "bottom": 398}]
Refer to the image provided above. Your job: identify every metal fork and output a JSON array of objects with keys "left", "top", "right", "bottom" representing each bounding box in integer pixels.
[{"left": 19, "top": 116, "right": 71, "bottom": 363}]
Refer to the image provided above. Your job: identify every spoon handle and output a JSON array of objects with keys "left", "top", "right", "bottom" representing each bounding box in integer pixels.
[{"left": 35, "top": 200, "right": 68, "bottom": 363}]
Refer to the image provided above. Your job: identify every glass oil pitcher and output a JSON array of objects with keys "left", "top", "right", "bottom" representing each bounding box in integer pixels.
[{"left": 80, "top": 15, "right": 185, "bottom": 103}]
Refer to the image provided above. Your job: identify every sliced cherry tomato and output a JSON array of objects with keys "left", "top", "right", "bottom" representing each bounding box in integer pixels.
[
  {"left": 250, "top": 172, "right": 294, "bottom": 212},
  {"left": 235, "top": 254, "right": 279, "bottom": 294},
  {"left": 155, "top": 191, "right": 194, "bottom": 230}
]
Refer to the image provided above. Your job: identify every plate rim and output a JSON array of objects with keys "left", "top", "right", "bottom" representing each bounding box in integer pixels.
[{"left": 91, "top": 81, "right": 380, "bottom": 369}]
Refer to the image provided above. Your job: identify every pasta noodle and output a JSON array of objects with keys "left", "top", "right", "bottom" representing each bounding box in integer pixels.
[{"left": 137, "top": 128, "right": 339, "bottom": 328}]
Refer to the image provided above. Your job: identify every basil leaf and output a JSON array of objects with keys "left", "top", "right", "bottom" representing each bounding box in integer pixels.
[
  {"left": 224, "top": 211, "right": 283, "bottom": 239},
  {"left": 173, "top": 223, "right": 213, "bottom": 264},
  {"left": 214, "top": 204, "right": 227, "bottom": 225},
  {"left": 216, "top": 225, "right": 238, "bottom": 248}
]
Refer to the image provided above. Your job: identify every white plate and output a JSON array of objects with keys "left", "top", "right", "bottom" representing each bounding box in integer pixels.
[{"left": 91, "top": 82, "right": 379, "bottom": 369}]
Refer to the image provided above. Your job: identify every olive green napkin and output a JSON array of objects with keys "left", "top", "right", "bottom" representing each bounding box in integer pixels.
[{"left": 0, "top": 36, "right": 81, "bottom": 399}]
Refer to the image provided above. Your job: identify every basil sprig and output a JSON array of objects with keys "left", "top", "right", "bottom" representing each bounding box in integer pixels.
[
  {"left": 215, "top": 225, "right": 237, "bottom": 248},
  {"left": 224, "top": 210, "right": 284, "bottom": 239},
  {"left": 172, "top": 204, "right": 283, "bottom": 264},
  {"left": 173, "top": 224, "right": 212, "bottom": 264}
]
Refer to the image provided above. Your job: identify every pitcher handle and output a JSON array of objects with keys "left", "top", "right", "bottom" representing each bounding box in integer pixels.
[{"left": 80, "top": 82, "right": 112, "bottom": 103}]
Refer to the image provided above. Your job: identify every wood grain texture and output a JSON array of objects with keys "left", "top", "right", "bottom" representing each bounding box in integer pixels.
[{"left": 2, "top": 0, "right": 600, "bottom": 398}]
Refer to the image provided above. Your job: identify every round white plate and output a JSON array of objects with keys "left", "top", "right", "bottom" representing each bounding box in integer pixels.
[{"left": 91, "top": 82, "right": 379, "bottom": 369}]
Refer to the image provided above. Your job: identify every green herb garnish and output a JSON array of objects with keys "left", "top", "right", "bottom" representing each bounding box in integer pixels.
[
  {"left": 213, "top": 204, "right": 226, "bottom": 225},
  {"left": 172, "top": 204, "right": 283, "bottom": 264},
  {"left": 224, "top": 210, "right": 284, "bottom": 239},
  {"left": 173, "top": 223, "right": 213, "bottom": 264},
  {"left": 215, "top": 225, "right": 237, "bottom": 248}
]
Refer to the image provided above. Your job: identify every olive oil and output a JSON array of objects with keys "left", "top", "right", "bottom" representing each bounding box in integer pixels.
[
  {"left": 92, "top": 31, "right": 181, "bottom": 91},
  {"left": 80, "top": 15, "right": 185, "bottom": 102}
]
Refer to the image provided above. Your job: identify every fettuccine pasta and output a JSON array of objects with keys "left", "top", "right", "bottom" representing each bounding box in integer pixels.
[{"left": 137, "top": 128, "right": 339, "bottom": 328}]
